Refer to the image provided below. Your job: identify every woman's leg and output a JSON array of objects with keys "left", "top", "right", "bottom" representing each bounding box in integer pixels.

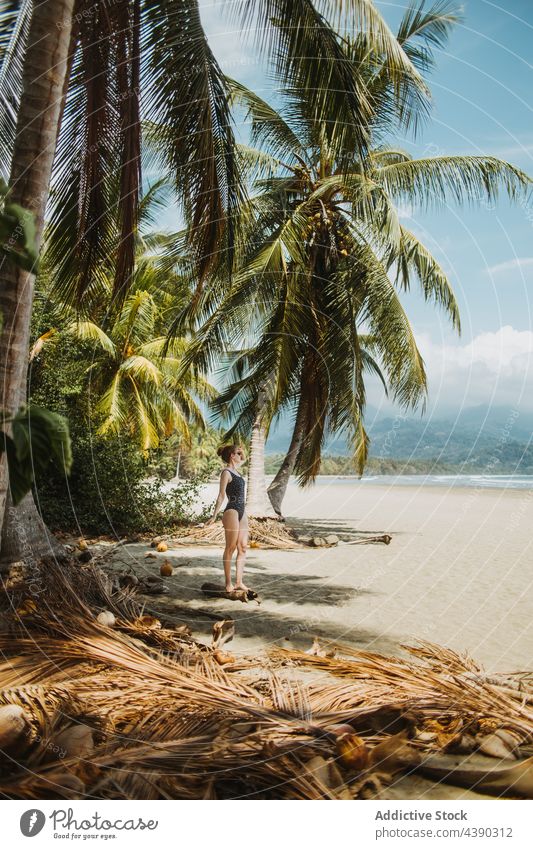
[
  {"left": 222, "top": 510, "right": 239, "bottom": 591},
  {"left": 235, "top": 512, "right": 249, "bottom": 590}
]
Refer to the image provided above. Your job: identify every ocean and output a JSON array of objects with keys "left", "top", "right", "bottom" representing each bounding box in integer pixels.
[{"left": 317, "top": 474, "right": 533, "bottom": 490}]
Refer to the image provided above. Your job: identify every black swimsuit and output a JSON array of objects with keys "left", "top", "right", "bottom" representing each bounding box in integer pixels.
[{"left": 223, "top": 469, "right": 246, "bottom": 520}]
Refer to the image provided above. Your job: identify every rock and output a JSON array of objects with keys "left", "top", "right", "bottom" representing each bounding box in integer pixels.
[
  {"left": 160, "top": 560, "right": 173, "bottom": 577},
  {"left": 144, "top": 551, "right": 157, "bottom": 559},
  {"left": 324, "top": 534, "right": 339, "bottom": 546},
  {"left": 0, "top": 704, "right": 30, "bottom": 750},
  {"left": 150, "top": 536, "right": 162, "bottom": 548},
  {"left": 311, "top": 537, "right": 326, "bottom": 547},
  {"left": 96, "top": 610, "right": 116, "bottom": 627},
  {"left": 138, "top": 576, "right": 168, "bottom": 594},
  {"left": 118, "top": 573, "right": 139, "bottom": 589},
  {"left": 77, "top": 538, "right": 88, "bottom": 551},
  {"left": 53, "top": 724, "right": 94, "bottom": 759},
  {"left": 76, "top": 549, "right": 93, "bottom": 563}
]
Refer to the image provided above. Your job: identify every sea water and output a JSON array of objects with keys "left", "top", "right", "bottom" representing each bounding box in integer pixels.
[{"left": 316, "top": 474, "right": 533, "bottom": 490}]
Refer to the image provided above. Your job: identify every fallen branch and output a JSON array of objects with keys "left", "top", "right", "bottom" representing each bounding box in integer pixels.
[{"left": 201, "top": 582, "right": 260, "bottom": 604}]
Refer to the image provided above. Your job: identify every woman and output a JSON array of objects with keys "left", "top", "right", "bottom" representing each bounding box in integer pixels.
[{"left": 206, "top": 444, "right": 248, "bottom": 592}]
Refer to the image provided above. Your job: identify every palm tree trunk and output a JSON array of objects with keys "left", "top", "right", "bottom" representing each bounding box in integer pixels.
[
  {"left": 246, "top": 413, "right": 269, "bottom": 517},
  {"left": 0, "top": 0, "right": 75, "bottom": 562},
  {"left": 267, "top": 393, "right": 308, "bottom": 518}
]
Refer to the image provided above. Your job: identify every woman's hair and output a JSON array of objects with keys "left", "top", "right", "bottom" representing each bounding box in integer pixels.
[{"left": 217, "top": 444, "right": 243, "bottom": 463}]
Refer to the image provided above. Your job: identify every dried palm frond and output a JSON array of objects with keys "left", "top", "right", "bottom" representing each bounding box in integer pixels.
[
  {"left": 172, "top": 517, "right": 303, "bottom": 549},
  {"left": 2, "top": 560, "right": 533, "bottom": 800},
  {"left": 271, "top": 641, "right": 533, "bottom": 745}
]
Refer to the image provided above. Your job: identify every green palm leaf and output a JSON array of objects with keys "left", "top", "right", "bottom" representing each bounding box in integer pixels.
[{"left": 374, "top": 155, "right": 531, "bottom": 208}]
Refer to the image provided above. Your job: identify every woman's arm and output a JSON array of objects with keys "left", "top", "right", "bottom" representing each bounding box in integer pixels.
[{"left": 205, "top": 470, "right": 231, "bottom": 524}]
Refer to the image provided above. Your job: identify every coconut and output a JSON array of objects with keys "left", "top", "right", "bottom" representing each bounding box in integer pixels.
[
  {"left": 213, "top": 650, "right": 236, "bottom": 665},
  {"left": 160, "top": 560, "right": 173, "bottom": 577},
  {"left": 77, "top": 538, "right": 88, "bottom": 551},
  {"left": 156, "top": 542, "right": 168, "bottom": 553},
  {"left": 16, "top": 598, "right": 37, "bottom": 617},
  {"left": 135, "top": 615, "right": 162, "bottom": 629},
  {"left": 53, "top": 724, "right": 94, "bottom": 760},
  {"left": 0, "top": 704, "right": 30, "bottom": 750},
  {"left": 335, "top": 733, "right": 369, "bottom": 771},
  {"left": 96, "top": 610, "right": 116, "bottom": 627}
]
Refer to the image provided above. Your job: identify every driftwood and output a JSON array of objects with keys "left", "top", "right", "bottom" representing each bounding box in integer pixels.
[
  {"left": 416, "top": 752, "right": 533, "bottom": 798},
  {"left": 201, "top": 582, "right": 260, "bottom": 604},
  {"left": 211, "top": 619, "right": 235, "bottom": 649},
  {"left": 346, "top": 534, "right": 392, "bottom": 546}
]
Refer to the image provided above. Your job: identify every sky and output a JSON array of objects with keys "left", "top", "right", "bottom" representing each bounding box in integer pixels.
[{"left": 194, "top": 0, "right": 533, "bottom": 419}]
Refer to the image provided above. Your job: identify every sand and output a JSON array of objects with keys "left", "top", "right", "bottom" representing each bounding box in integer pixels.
[{"left": 113, "top": 480, "right": 533, "bottom": 673}]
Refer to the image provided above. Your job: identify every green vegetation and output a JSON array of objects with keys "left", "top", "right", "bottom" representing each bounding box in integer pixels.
[{"left": 0, "top": 1, "right": 530, "bottom": 546}]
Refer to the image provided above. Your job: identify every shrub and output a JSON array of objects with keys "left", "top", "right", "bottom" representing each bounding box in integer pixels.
[{"left": 33, "top": 417, "right": 205, "bottom": 535}]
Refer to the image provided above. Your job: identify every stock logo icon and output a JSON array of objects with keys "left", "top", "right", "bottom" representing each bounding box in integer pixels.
[{"left": 20, "top": 810, "right": 46, "bottom": 837}]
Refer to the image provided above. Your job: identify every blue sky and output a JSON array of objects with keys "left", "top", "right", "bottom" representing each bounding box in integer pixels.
[{"left": 195, "top": 1, "right": 533, "bottom": 417}]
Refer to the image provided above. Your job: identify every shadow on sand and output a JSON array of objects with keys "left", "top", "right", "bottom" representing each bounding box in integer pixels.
[{"left": 117, "top": 544, "right": 399, "bottom": 657}]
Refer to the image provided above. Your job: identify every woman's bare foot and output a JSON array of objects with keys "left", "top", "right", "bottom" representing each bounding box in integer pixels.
[
  {"left": 234, "top": 583, "right": 249, "bottom": 592},
  {"left": 225, "top": 584, "right": 234, "bottom": 593}
]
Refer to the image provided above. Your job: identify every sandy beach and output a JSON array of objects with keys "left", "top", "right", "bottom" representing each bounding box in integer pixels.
[{"left": 117, "top": 480, "right": 533, "bottom": 673}]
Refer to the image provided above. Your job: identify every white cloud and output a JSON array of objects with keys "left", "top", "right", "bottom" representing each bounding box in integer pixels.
[
  {"left": 485, "top": 257, "right": 533, "bottom": 276},
  {"left": 367, "top": 326, "right": 533, "bottom": 414},
  {"left": 418, "top": 326, "right": 533, "bottom": 412}
]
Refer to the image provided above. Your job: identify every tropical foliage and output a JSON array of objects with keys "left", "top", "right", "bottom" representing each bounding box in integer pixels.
[
  {"left": 0, "top": 177, "right": 38, "bottom": 270},
  {"left": 0, "top": 403, "right": 71, "bottom": 505},
  {"left": 1, "top": 0, "right": 531, "bottom": 533},
  {"left": 176, "top": 3, "right": 529, "bottom": 515}
]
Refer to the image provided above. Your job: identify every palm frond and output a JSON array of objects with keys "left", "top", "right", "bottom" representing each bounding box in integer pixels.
[
  {"left": 120, "top": 355, "right": 162, "bottom": 386},
  {"left": 396, "top": 226, "right": 460, "bottom": 331},
  {"left": 374, "top": 155, "right": 532, "bottom": 208},
  {"left": 0, "top": 0, "right": 31, "bottom": 179},
  {"left": 345, "top": 245, "right": 427, "bottom": 410},
  {"left": 95, "top": 373, "right": 130, "bottom": 436},
  {"left": 65, "top": 320, "right": 117, "bottom": 355},
  {"left": 227, "top": 78, "right": 307, "bottom": 163},
  {"left": 397, "top": 1, "right": 461, "bottom": 73},
  {"left": 142, "top": 0, "right": 241, "bottom": 284}
]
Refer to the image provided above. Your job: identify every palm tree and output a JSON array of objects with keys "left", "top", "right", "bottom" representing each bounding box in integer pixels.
[
  {"left": 33, "top": 290, "right": 213, "bottom": 453},
  {"left": 33, "top": 185, "right": 214, "bottom": 453},
  {"left": 0, "top": 0, "right": 430, "bottom": 559},
  {"left": 180, "top": 2, "right": 531, "bottom": 517},
  {"left": 0, "top": 0, "right": 75, "bottom": 565}
]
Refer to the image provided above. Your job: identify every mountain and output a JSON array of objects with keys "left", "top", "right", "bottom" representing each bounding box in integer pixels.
[{"left": 266, "top": 406, "right": 533, "bottom": 472}]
